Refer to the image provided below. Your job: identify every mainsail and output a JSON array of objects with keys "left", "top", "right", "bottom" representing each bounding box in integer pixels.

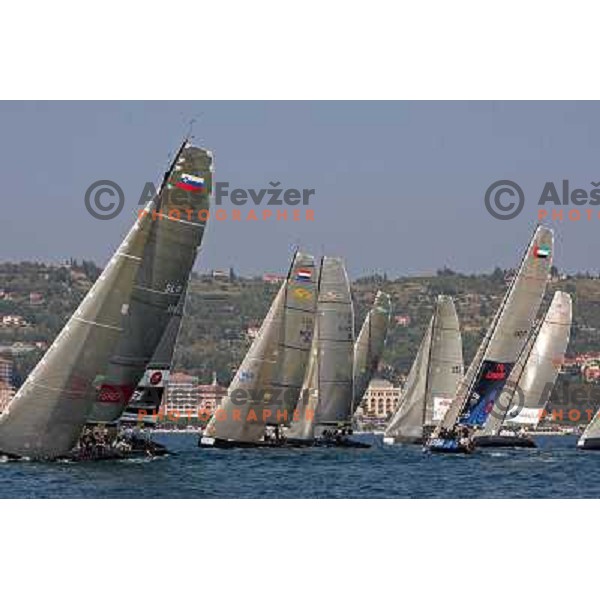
[
  {"left": 87, "top": 143, "right": 212, "bottom": 424},
  {"left": 488, "top": 291, "right": 572, "bottom": 433},
  {"left": 269, "top": 254, "right": 320, "bottom": 424},
  {"left": 204, "top": 252, "right": 317, "bottom": 443},
  {"left": 287, "top": 256, "right": 355, "bottom": 440},
  {"left": 313, "top": 257, "right": 355, "bottom": 431},
  {"left": 119, "top": 285, "right": 188, "bottom": 427},
  {"left": 438, "top": 226, "right": 553, "bottom": 432},
  {"left": 385, "top": 295, "right": 463, "bottom": 441},
  {"left": 0, "top": 206, "right": 154, "bottom": 458},
  {"left": 286, "top": 318, "right": 320, "bottom": 441},
  {"left": 353, "top": 291, "right": 391, "bottom": 412}
]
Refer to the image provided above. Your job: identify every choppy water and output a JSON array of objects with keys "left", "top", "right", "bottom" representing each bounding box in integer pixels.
[{"left": 0, "top": 433, "right": 598, "bottom": 498}]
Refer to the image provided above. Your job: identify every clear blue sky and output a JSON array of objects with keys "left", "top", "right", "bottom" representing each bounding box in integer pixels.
[{"left": 1, "top": 101, "right": 599, "bottom": 277}]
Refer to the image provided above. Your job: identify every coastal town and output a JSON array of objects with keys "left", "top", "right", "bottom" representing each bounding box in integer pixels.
[{"left": 2, "top": 259, "right": 600, "bottom": 429}]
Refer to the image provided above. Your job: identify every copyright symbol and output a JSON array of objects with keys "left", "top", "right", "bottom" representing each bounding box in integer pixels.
[
  {"left": 484, "top": 180, "right": 524, "bottom": 221},
  {"left": 85, "top": 180, "right": 125, "bottom": 220},
  {"left": 488, "top": 381, "right": 525, "bottom": 421}
]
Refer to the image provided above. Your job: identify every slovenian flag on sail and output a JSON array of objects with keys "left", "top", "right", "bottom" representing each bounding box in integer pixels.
[
  {"left": 295, "top": 268, "right": 312, "bottom": 282},
  {"left": 534, "top": 243, "right": 551, "bottom": 259},
  {"left": 176, "top": 173, "right": 205, "bottom": 193}
]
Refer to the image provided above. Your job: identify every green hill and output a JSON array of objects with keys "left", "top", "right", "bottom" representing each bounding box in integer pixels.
[{"left": 1, "top": 261, "right": 599, "bottom": 389}]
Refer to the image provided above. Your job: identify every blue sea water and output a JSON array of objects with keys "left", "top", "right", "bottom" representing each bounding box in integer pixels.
[{"left": 0, "top": 433, "right": 598, "bottom": 498}]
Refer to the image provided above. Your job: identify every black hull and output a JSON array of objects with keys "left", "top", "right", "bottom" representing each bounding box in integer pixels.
[
  {"left": 199, "top": 437, "right": 371, "bottom": 449},
  {"left": 385, "top": 436, "right": 423, "bottom": 445},
  {"left": 577, "top": 438, "right": 600, "bottom": 450},
  {"left": 62, "top": 440, "right": 169, "bottom": 462},
  {"left": 313, "top": 438, "right": 371, "bottom": 448},
  {"left": 427, "top": 445, "right": 473, "bottom": 455},
  {"left": 474, "top": 435, "right": 536, "bottom": 448},
  {"left": 2, "top": 440, "right": 169, "bottom": 462}
]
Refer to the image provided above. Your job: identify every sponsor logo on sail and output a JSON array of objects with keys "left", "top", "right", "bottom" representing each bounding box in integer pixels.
[
  {"left": 97, "top": 383, "right": 135, "bottom": 404},
  {"left": 292, "top": 287, "right": 313, "bottom": 301},
  {"left": 239, "top": 370, "right": 254, "bottom": 382},
  {"left": 484, "top": 363, "right": 507, "bottom": 381},
  {"left": 149, "top": 371, "right": 163, "bottom": 386}
]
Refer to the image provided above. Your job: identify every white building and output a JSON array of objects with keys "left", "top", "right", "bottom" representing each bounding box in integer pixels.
[
  {"left": 361, "top": 378, "right": 402, "bottom": 418},
  {"left": 164, "top": 373, "right": 199, "bottom": 417}
]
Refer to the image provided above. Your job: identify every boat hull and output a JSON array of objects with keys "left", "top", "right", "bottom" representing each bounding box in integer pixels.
[
  {"left": 64, "top": 438, "right": 169, "bottom": 462},
  {"left": 425, "top": 438, "right": 474, "bottom": 454},
  {"left": 474, "top": 435, "right": 536, "bottom": 448},
  {"left": 198, "top": 436, "right": 371, "bottom": 449},
  {"left": 313, "top": 437, "right": 371, "bottom": 448},
  {"left": 198, "top": 436, "right": 290, "bottom": 449},
  {"left": 577, "top": 437, "right": 600, "bottom": 450}
]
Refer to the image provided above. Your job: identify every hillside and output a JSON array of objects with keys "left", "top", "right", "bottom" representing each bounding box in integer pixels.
[{"left": 1, "top": 260, "right": 599, "bottom": 391}]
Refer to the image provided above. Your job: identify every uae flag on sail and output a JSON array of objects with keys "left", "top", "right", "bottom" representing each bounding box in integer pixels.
[{"left": 533, "top": 243, "right": 551, "bottom": 259}]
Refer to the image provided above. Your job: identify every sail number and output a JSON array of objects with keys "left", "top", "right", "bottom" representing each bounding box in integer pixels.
[{"left": 164, "top": 282, "right": 183, "bottom": 294}]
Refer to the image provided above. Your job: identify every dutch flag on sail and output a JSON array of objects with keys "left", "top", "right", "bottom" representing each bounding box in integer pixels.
[
  {"left": 176, "top": 173, "right": 205, "bottom": 193},
  {"left": 295, "top": 268, "right": 312, "bottom": 282}
]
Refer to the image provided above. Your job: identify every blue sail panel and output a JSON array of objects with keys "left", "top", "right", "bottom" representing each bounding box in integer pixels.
[{"left": 459, "top": 361, "right": 513, "bottom": 426}]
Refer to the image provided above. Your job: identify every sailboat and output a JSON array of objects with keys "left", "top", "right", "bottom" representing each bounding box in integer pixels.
[
  {"left": 353, "top": 290, "right": 392, "bottom": 412},
  {"left": 427, "top": 226, "right": 554, "bottom": 453},
  {"left": 199, "top": 251, "right": 318, "bottom": 448},
  {"left": 85, "top": 141, "right": 212, "bottom": 434},
  {"left": 286, "top": 257, "right": 368, "bottom": 447},
  {"left": 119, "top": 284, "right": 188, "bottom": 428},
  {"left": 576, "top": 320, "right": 600, "bottom": 449},
  {"left": 383, "top": 295, "right": 463, "bottom": 445},
  {"left": 0, "top": 189, "right": 156, "bottom": 460},
  {"left": 578, "top": 408, "right": 600, "bottom": 450},
  {"left": 474, "top": 291, "right": 572, "bottom": 448}
]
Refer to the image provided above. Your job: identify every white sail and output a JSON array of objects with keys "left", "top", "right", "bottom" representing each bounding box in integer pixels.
[
  {"left": 287, "top": 256, "right": 354, "bottom": 440},
  {"left": 269, "top": 253, "right": 319, "bottom": 424},
  {"left": 313, "top": 257, "right": 355, "bottom": 431},
  {"left": 204, "top": 252, "right": 317, "bottom": 443},
  {"left": 88, "top": 144, "right": 212, "bottom": 424},
  {"left": 384, "top": 316, "right": 433, "bottom": 441},
  {"left": 385, "top": 295, "right": 463, "bottom": 442},
  {"left": 353, "top": 291, "right": 391, "bottom": 412},
  {"left": 503, "top": 291, "right": 571, "bottom": 427},
  {"left": 286, "top": 319, "right": 320, "bottom": 440},
  {"left": 438, "top": 226, "right": 553, "bottom": 432},
  {"left": 0, "top": 209, "right": 153, "bottom": 458}
]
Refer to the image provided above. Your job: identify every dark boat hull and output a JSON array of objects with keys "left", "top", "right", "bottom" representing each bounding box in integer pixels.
[
  {"left": 474, "top": 435, "right": 536, "bottom": 448},
  {"left": 577, "top": 437, "right": 600, "bottom": 450},
  {"left": 63, "top": 439, "right": 169, "bottom": 462},
  {"left": 2, "top": 439, "right": 169, "bottom": 462},
  {"left": 312, "top": 437, "right": 371, "bottom": 448},
  {"left": 199, "top": 436, "right": 371, "bottom": 449}
]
